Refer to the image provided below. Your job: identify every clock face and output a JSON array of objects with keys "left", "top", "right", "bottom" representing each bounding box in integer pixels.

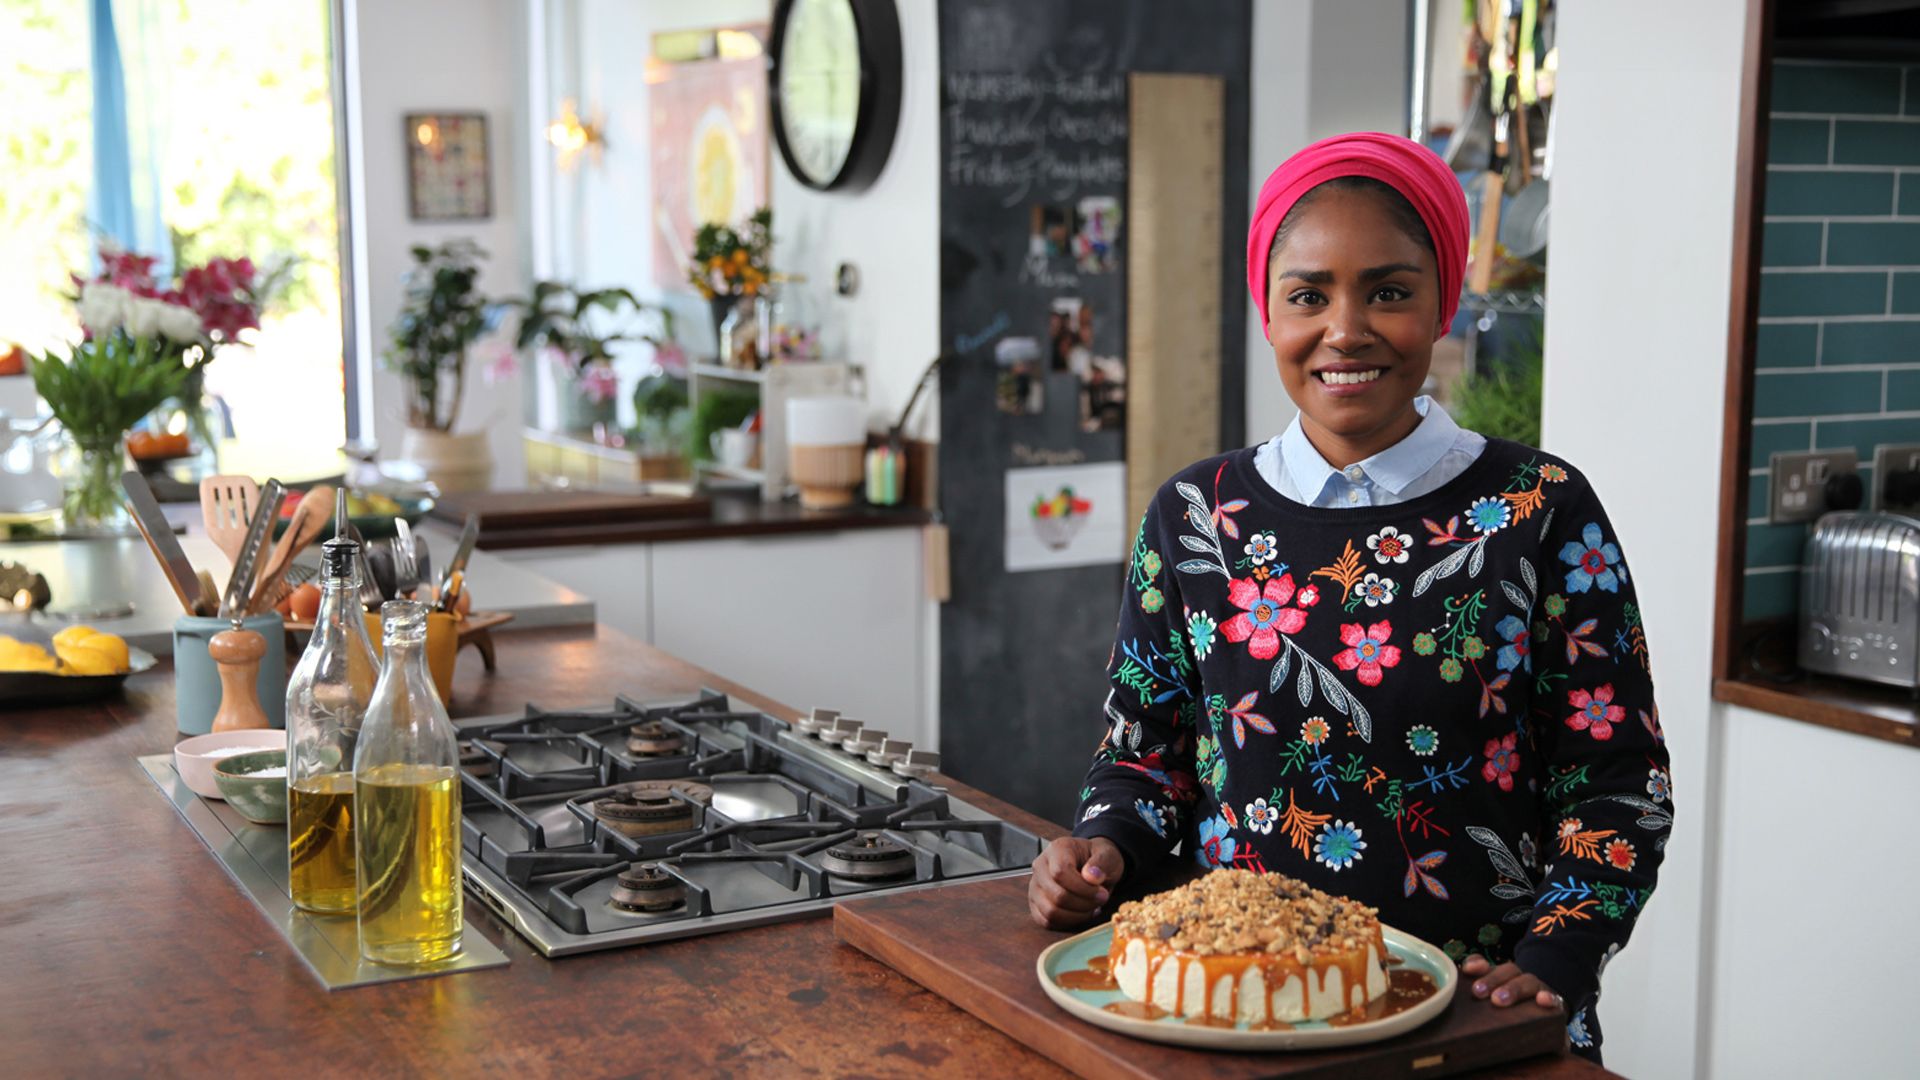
[{"left": 776, "top": 0, "right": 862, "bottom": 187}]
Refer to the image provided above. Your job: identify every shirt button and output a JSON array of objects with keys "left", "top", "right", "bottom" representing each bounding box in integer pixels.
[
  {"left": 1348, "top": 489, "right": 1362, "bottom": 504},
  {"left": 1344, "top": 466, "right": 1364, "bottom": 481}
]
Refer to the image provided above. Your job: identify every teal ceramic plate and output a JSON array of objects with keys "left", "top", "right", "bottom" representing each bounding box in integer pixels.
[{"left": 1036, "top": 922, "right": 1456, "bottom": 1051}]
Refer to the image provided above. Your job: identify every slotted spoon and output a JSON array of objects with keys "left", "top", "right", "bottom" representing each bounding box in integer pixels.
[{"left": 199, "top": 475, "right": 260, "bottom": 587}]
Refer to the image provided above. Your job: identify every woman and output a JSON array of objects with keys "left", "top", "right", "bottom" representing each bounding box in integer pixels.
[{"left": 1027, "top": 132, "right": 1670, "bottom": 1063}]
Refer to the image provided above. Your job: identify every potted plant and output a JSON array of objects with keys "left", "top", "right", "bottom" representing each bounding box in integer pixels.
[
  {"left": 499, "top": 280, "right": 677, "bottom": 434},
  {"left": 630, "top": 339, "right": 692, "bottom": 468},
  {"left": 687, "top": 207, "right": 771, "bottom": 367},
  {"left": 382, "top": 240, "right": 501, "bottom": 492},
  {"left": 25, "top": 334, "right": 187, "bottom": 532}
]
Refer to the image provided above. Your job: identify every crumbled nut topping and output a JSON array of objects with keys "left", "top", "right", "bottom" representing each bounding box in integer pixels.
[{"left": 1110, "top": 870, "right": 1380, "bottom": 958}]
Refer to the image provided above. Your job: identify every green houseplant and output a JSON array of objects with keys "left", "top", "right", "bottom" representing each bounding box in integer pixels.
[
  {"left": 382, "top": 241, "right": 499, "bottom": 492},
  {"left": 499, "top": 281, "right": 677, "bottom": 433},
  {"left": 1447, "top": 339, "right": 1543, "bottom": 448}
]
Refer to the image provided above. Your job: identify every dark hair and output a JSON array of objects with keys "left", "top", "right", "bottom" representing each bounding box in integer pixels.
[{"left": 1267, "top": 176, "right": 1435, "bottom": 272}]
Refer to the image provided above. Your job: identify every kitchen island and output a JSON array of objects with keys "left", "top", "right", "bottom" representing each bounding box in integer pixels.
[{"left": 0, "top": 624, "right": 1608, "bottom": 1077}]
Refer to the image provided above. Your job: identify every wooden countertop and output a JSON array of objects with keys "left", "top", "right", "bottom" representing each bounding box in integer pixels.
[
  {"left": 463, "top": 490, "right": 933, "bottom": 551},
  {"left": 0, "top": 626, "right": 1607, "bottom": 1078}
]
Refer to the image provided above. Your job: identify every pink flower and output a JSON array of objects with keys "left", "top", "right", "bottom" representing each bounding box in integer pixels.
[
  {"left": 579, "top": 364, "right": 620, "bottom": 404},
  {"left": 475, "top": 338, "right": 518, "bottom": 384},
  {"left": 1482, "top": 732, "right": 1520, "bottom": 791},
  {"left": 1332, "top": 620, "right": 1400, "bottom": 687},
  {"left": 652, "top": 340, "right": 688, "bottom": 374},
  {"left": 1566, "top": 684, "right": 1624, "bottom": 740},
  {"left": 1220, "top": 573, "right": 1308, "bottom": 661},
  {"left": 1296, "top": 584, "right": 1321, "bottom": 608}
]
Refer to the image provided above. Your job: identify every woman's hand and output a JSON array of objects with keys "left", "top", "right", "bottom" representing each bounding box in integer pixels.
[
  {"left": 1460, "top": 955, "right": 1563, "bottom": 1009},
  {"left": 1028, "top": 836, "right": 1125, "bottom": 929}
]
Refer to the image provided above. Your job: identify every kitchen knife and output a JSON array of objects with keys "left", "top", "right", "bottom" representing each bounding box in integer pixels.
[
  {"left": 435, "top": 513, "right": 480, "bottom": 611},
  {"left": 120, "top": 471, "right": 203, "bottom": 615},
  {"left": 221, "top": 479, "right": 284, "bottom": 622}
]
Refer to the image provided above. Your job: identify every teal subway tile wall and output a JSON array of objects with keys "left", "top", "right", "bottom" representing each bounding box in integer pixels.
[{"left": 1747, "top": 61, "right": 1920, "bottom": 622}]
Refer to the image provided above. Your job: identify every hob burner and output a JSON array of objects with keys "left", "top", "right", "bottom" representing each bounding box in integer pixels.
[
  {"left": 608, "top": 862, "right": 686, "bottom": 913},
  {"left": 592, "top": 780, "right": 712, "bottom": 838},
  {"left": 820, "top": 832, "right": 916, "bottom": 882},
  {"left": 626, "top": 720, "right": 686, "bottom": 757}
]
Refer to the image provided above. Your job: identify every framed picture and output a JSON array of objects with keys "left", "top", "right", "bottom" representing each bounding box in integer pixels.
[
  {"left": 406, "top": 112, "right": 491, "bottom": 221},
  {"left": 650, "top": 28, "right": 770, "bottom": 289}
]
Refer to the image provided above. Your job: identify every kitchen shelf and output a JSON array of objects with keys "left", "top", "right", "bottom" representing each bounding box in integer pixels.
[
  {"left": 697, "top": 461, "right": 765, "bottom": 484},
  {"left": 1713, "top": 673, "right": 1919, "bottom": 748}
]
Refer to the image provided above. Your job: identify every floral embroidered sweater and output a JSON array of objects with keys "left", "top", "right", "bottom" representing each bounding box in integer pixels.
[{"left": 1072, "top": 438, "right": 1670, "bottom": 1044}]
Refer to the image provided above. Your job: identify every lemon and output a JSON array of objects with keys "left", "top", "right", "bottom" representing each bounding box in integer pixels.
[
  {"left": 51, "top": 625, "right": 129, "bottom": 675},
  {"left": 0, "top": 636, "right": 57, "bottom": 673}
]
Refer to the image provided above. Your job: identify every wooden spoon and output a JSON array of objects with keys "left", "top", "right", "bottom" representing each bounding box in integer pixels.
[
  {"left": 200, "top": 475, "right": 260, "bottom": 576},
  {"left": 248, "top": 484, "right": 335, "bottom": 615}
]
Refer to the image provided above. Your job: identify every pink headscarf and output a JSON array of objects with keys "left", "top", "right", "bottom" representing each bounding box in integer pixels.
[{"left": 1246, "top": 132, "right": 1470, "bottom": 340}]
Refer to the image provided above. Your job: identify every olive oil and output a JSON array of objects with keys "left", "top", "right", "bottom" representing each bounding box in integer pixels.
[
  {"left": 285, "top": 518, "right": 378, "bottom": 917},
  {"left": 288, "top": 771, "right": 356, "bottom": 913},
  {"left": 353, "top": 600, "right": 463, "bottom": 966},
  {"left": 354, "top": 763, "right": 462, "bottom": 964}
]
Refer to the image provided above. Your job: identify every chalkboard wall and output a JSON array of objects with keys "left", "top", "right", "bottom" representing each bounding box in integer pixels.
[{"left": 937, "top": 0, "right": 1252, "bottom": 826}]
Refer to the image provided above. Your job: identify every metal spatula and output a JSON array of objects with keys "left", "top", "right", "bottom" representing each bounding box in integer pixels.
[{"left": 200, "top": 475, "right": 260, "bottom": 574}]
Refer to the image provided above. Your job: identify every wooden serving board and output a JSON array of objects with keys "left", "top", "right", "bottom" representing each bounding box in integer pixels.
[
  {"left": 833, "top": 876, "right": 1572, "bottom": 1080},
  {"left": 429, "top": 489, "right": 711, "bottom": 532}
]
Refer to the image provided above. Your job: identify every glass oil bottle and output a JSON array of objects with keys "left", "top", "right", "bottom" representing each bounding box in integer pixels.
[
  {"left": 353, "top": 600, "right": 463, "bottom": 964},
  {"left": 285, "top": 511, "right": 378, "bottom": 914}
]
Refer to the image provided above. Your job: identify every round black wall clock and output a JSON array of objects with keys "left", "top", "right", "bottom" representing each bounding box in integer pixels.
[{"left": 768, "top": 0, "right": 902, "bottom": 193}]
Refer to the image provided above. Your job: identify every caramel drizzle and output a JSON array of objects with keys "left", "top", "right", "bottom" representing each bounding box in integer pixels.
[{"left": 1108, "top": 929, "right": 1399, "bottom": 1026}]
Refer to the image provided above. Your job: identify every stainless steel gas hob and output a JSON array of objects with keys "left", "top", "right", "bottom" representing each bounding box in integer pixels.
[{"left": 455, "top": 694, "right": 1043, "bottom": 956}]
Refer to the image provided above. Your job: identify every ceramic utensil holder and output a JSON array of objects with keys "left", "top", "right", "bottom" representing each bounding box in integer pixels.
[
  {"left": 787, "top": 396, "right": 867, "bottom": 510},
  {"left": 364, "top": 610, "right": 459, "bottom": 704},
  {"left": 173, "top": 612, "right": 288, "bottom": 736}
]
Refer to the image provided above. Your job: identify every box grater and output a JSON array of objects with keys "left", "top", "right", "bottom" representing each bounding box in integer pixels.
[{"left": 1798, "top": 511, "right": 1920, "bottom": 693}]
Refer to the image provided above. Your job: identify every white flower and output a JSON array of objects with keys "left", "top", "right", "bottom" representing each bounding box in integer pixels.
[
  {"left": 1243, "top": 798, "right": 1276, "bottom": 834},
  {"left": 1244, "top": 531, "right": 1277, "bottom": 566},
  {"left": 157, "top": 301, "right": 203, "bottom": 343},
  {"left": 1366, "top": 525, "right": 1411, "bottom": 565},
  {"left": 1080, "top": 802, "right": 1111, "bottom": 823},
  {"left": 77, "top": 282, "right": 132, "bottom": 334},
  {"left": 126, "top": 296, "right": 165, "bottom": 338},
  {"left": 1359, "top": 572, "right": 1396, "bottom": 607}
]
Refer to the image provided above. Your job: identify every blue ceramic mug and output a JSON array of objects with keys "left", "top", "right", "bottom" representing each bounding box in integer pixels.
[{"left": 173, "top": 613, "right": 288, "bottom": 736}]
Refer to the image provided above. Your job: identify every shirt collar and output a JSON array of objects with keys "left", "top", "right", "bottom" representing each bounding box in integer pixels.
[{"left": 1279, "top": 396, "right": 1460, "bottom": 499}]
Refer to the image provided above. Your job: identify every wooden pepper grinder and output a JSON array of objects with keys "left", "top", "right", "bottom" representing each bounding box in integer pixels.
[{"left": 209, "top": 619, "right": 271, "bottom": 732}]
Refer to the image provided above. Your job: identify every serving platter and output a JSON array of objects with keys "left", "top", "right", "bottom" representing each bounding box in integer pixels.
[
  {"left": 1036, "top": 922, "right": 1456, "bottom": 1051},
  {"left": 0, "top": 644, "right": 158, "bottom": 706}
]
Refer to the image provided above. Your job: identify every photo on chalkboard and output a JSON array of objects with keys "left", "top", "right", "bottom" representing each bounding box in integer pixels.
[
  {"left": 1073, "top": 196, "right": 1120, "bottom": 274},
  {"left": 1005, "top": 462, "right": 1127, "bottom": 573},
  {"left": 994, "top": 336, "right": 1046, "bottom": 416},
  {"left": 1049, "top": 298, "right": 1125, "bottom": 434}
]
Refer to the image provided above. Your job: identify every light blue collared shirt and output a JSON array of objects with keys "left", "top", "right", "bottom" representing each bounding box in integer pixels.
[{"left": 1253, "top": 396, "right": 1486, "bottom": 508}]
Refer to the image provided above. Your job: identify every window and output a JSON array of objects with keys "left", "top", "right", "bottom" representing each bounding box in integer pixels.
[{"left": 0, "top": 0, "right": 348, "bottom": 456}]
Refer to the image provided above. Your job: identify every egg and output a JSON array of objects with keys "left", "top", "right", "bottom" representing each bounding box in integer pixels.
[{"left": 288, "top": 583, "right": 323, "bottom": 622}]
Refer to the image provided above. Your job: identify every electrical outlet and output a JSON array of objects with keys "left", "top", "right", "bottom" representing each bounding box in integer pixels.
[
  {"left": 1769, "top": 449, "right": 1860, "bottom": 524},
  {"left": 1871, "top": 442, "right": 1920, "bottom": 513}
]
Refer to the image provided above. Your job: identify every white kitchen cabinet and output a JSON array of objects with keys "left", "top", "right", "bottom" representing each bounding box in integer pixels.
[
  {"left": 651, "top": 529, "right": 933, "bottom": 748},
  {"left": 490, "top": 544, "right": 652, "bottom": 643}
]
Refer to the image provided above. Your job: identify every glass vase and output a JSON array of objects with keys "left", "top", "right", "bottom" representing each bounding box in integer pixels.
[{"left": 57, "top": 431, "right": 131, "bottom": 535}]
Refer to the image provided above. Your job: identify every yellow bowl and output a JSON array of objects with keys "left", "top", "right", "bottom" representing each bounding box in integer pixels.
[{"left": 364, "top": 611, "right": 459, "bottom": 704}]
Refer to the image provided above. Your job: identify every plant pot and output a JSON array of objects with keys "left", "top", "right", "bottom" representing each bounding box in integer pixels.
[{"left": 400, "top": 426, "right": 492, "bottom": 493}]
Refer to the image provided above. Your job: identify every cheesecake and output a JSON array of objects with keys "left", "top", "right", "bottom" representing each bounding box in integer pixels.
[{"left": 1107, "top": 869, "right": 1389, "bottom": 1025}]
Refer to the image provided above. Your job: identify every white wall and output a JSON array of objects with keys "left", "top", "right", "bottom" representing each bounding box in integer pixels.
[
  {"left": 541, "top": 0, "right": 940, "bottom": 441},
  {"left": 1543, "top": 2, "right": 1746, "bottom": 1076},
  {"left": 347, "top": 0, "right": 529, "bottom": 487},
  {"left": 1243, "top": 1, "right": 1410, "bottom": 449}
]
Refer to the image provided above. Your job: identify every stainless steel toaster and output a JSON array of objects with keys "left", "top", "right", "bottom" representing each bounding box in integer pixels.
[{"left": 1798, "top": 511, "right": 1920, "bottom": 692}]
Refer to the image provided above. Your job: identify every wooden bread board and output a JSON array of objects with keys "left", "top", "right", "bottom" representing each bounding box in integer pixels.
[
  {"left": 428, "top": 489, "right": 711, "bottom": 532},
  {"left": 833, "top": 875, "right": 1575, "bottom": 1080}
]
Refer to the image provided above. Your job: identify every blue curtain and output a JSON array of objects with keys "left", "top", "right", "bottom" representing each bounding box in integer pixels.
[{"left": 89, "top": 0, "right": 168, "bottom": 272}]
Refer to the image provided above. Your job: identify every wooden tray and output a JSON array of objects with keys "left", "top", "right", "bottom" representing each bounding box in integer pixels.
[{"left": 833, "top": 876, "right": 1570, "bottom": 1080}]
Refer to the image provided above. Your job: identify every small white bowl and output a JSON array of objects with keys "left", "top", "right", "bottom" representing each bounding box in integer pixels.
[{"left": 174, "top": 729, "right": 285, "bottom": 799}]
